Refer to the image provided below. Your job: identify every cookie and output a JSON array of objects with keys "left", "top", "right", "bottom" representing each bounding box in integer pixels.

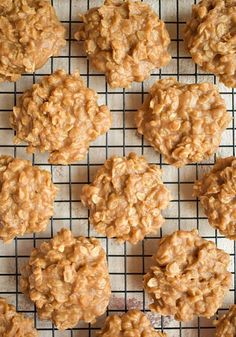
[
  {"left": 20, "top": 228, "right": 111, "bottom": 330},
  {"left": 215, "top": 305, "right": 236, "bottom": 337},
  {"left": 144, "top": 229, "right": 231, "bottom": 321},
  {"left": 75, "top": 0, "right": 171, "bottom": 88},
  {"left": 194, "top": 156, "right": 236, "bottom": 240},
  {"left": 136, "top": 78, "right": 231, "bottom": 167},
  {"left": 0, "top": 155, "right": 57, "bottom": 242},
  {"left": 10, "top": 70, "right": 112, "bottom": 164},
  {"left": 0, "top": 298, "right": 38, "bottom": 337},
  {"left": 0, "top": 0, "right": 66, "bottom": 82},
  {"left": 81, "top": 152, "right": 171, "bottom": 244},
  {"left": 97, "top": 310, "right": 167, "bottom": 337},
  {"left": 184, "top": 0, "right": 236, "bottom": 88}
]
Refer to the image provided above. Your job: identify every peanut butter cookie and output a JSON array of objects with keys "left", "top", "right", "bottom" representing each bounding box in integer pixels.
[
  {"left": 136, "top": 78, "right": 231, "bottom": 167},
  {"left": 75, "top": 0, "right": 171, "bottom": 88},
  {"left": 184, "top": 0, "right": 236, "bottom": 88},
  {"left": 0, "top": 297, "right": 38, "bottom": 337},
  {"left": 144, "top": 229, "right": 231, "bottom": 322},
  {"left": 20, "top": 228, "right": 111, "bottom": 330},
  {"left": 194, "top": 156, "right": 236, "bottom": 240},
  {"left": 97, "top": 310, "right": 167, "bottom": 337},
  {"left": 0, "top": 0, "right": 66, "bottom": 82},
  {"left": 81, "top": 152, "right": 171, "bottom": 244},
  {"left": 10, "top": 70, "right": 112, "bottom": 164},
  {"left": 0, "top": 155, "right": 57, "bottom": 243}
]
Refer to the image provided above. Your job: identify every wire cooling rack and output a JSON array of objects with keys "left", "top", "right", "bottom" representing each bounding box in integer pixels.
[{"left": 0, "top": 0, "right": 235, "bottom": 336}]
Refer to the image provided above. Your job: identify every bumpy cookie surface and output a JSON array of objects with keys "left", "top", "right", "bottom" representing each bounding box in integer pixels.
[
  {"left": 184, "top": 0, "right": 236, "bottom": 88},
  {"left": 0, "top": 0, "right": 66, "bottom": 82},
  {"left": 136, "top": 78, "right": 230, "bottom": 167},
  {"left": 10, "top": 70, "right": 112, "bottom": 164},
  {"left": 0, "top": 155, "right": 57, "bottom": 243},
  {"left": 75, "top": 0, "right": 171, "bottom": 88},
  {"left": 215, "top": 305, "right": 236, "bottom": 337},
  {"left": 20, "top": 228, "right": 111, "bottom": 330},
  {"left": 97, "top": 310, "right": 167, "bottom": 337},
  {"left": 0, "top": 297, "right": 38, "bottom": 337},
  {"left": 81, "top": 152, "right": 171, "bottom": 244},
  {"left": 144, "top": 229, "right": 231, "bottom": 321},
  {"left": 194, "top": 157, "right": 236, "bottom": 240}
]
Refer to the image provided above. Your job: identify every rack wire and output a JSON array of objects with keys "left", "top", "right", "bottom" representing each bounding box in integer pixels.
[{"left": 0, "top": 0, "right": 235, "bottom": 336}]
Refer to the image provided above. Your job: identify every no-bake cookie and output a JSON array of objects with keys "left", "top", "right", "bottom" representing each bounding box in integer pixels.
[
  {"left": 10, "top": 70, "right": 112, "bottom": 164},
  {"left": 97, "top": 310, "right": 167, "bottom": 337},
  {"left": 75, "top": 0, "right": 171, "bottom": 88},
  {"left": 0, "top": 0, "right": 66, "bottom": 82},
  {"left": 215, "top": 305, "right": 236, "bottom": 337},
  {"left": 144, "top": 229, "right": 231, "bottom": 321},
  {"left": 194, "top": 156, "right": 236, "bottom": 240},
  {"left": 0, "top": 297, "right": 38, "bottom": 337},
  {"left": 0, "top": 155, "right": 57, "bottom": 243},
  {"left": 136, "top": 78, "right": 231, "bottom": 167},
  {"left": 184, "top": 0, "right": 236, "bottom": 88},
  {"left": 20, "top": 228, "right": 111, "bottom": 330},
  {"left": 81, "top": 152, "right": 171, "bottom": 244}
]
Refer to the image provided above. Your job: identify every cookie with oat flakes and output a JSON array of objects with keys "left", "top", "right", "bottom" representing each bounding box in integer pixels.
[
  {"left": 97, "top": 310, "right": 167, "bottom": 337},
  {"left": 20, "top": 228, "right": 111, "bottom": 330},
  {"left": 215, "top": 305, "right": 236, "bottom": 337},
  {"left": 10, "top": 70, "right": 112, "bottom": 165},
  {"left": 136, "top": 78, "right": 231, "bottom": 167},
  {"left": 0, "top": 155, "right": 57, "bottom": 243},
  {"left": 193, "top": 156, "right": 236, "bottom": 240},
  {"left": 81, "top": 152, "right": 171, "bottom": 244},
  {"left": 0, "top": 0, "right": 66, "bottom": 82},
  {"left": 144, "top": 229, "right": 231, "bottom": 322},
  {"left": 0, "top": 297, "right": 38, "bottom": 337},
  {"left": 184, "top": 0, "right": 236, "bottom": 88},
  {"left": 75, "top": 0, "right": 171, "bottom": 88}
]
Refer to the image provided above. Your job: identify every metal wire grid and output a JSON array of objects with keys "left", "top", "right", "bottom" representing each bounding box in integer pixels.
[{"left": 0, "top": 0, "right": 235, "bottom": 336}]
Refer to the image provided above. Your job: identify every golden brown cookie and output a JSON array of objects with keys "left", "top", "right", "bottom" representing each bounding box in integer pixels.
[
  {"left": 194, "top": 157, "right": 236, "bottom": 240},
  {"left": 136, "top": 78, "right": 231, "bottom": 167},
  {"left": 184, "top": 0, "right": 236, "bottom": 88},
  {"left": 144, "top": 229, "right": 232, "bottom": 322},
  {"left": 0, "top": 297, "right": 38, "bottom": 337},
  {"left": 0, "top": 0, "right": 66, "bottom": 82},
  {"left": 75, "top": 0, "right": 171, "bottom": 88},
  {"left": 20, "top": 228, "right": 111, "bottom": 330},
  {"left": 215, "top": 305, "right": 236, "bottom": 337},
  {"left": 0, "top": 155, "right": 57, "bottom": 243},
  {"left": 10, "top": 70, "right": 112, "bottom": 164},
  {"left": 81, "top": 152, "right": 171, "bottom": 244},
  {"left": 97, "top": 310, "right": 167, "bottom": 337}
]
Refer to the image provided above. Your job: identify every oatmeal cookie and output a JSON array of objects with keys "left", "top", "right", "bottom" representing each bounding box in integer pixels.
[
  {"left": 10, "top": 70, "right": 112, "bottom": 164},
  {"left": 0, "top": 0, "right": 66, "bottom": 82},
  {"left": 0, "top": 155, "right": 57, "bottom": 243},
  {"left": 184, "top": 0, "right": 236, "bottom": 88},
  {"left": 81, "top": 152, "right": 171, "bottom": 244},
  {"left": 136, "top": 78, "right": 230, "bottom": 167},
  {"left": 75, "top": 0, "right": 171, "bottom": 88},
  {"left": 97, "top": 310, "right": 167, "bottom": 337},
  {"left": 215, "top": 305, "right": 236, "bottom": 337},
  {"left": 144, "top": 229, "right": 231, "bottom": 322},
  {"left": 20, "top": 228, "right": 111, "bottom": 330},
  {"left": 193, "top": 157, "right": 236, "bottom": 240},
  {"left": 0, "top": 297, "right": 38, "bottom": 337}
]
